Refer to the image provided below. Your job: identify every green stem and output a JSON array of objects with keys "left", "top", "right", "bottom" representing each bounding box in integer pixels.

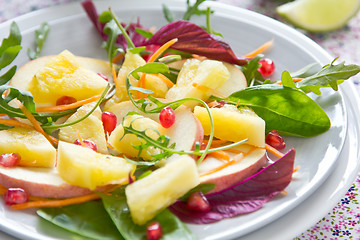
[{"left": 108, "top": 8, "right": 136, "bottom": 49}]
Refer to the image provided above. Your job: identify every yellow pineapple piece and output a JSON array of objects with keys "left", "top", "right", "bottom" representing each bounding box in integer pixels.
[
  {"left": 28, "top": 50, "right": 108, "bottom": 106},
  {"left": 0, "top": 128, "right": 56, "bottom": 167},
  {"left": 125, "top": 155, "right": 200, "bottom": 225},
  {"left": 108, "top": 115, "right": 165, "bottom": 160},
  {"left": 58, "top": 102, "right": 108, "bottom": 154},
  {"left": 165, "top": 59, "right": 230, "bottom": 108},
  {"left": 194, "top": 104, "right": 265, "bottom": 147},
  {"left": 57, "top": 141, "right": 135, "bottom": 190}
]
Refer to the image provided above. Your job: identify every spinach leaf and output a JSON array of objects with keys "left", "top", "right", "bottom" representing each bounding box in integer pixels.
[
  {"left": 28, "top": 22, "right": 50, "bottom": 60},
  {"left": 296, "top": 60, "right": 360, "bottom": 95},
  {"left": 37, "top": 200, "right": 124, "bottom": 240},
  {"left": 100, "top": 188, "right": 197, "bottom": 240},
  {"left": 227, "top": 84, "right": 331, "bottom": 137}
]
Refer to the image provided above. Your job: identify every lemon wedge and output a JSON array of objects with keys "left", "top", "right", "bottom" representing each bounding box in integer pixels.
[{"left": 277, "top": 0, "right": 360, "bottom": 32}]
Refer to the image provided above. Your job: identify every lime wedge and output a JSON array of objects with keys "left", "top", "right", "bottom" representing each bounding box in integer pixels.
[{"left": 277, "top": 0, "right": 360, "bottom": 32}]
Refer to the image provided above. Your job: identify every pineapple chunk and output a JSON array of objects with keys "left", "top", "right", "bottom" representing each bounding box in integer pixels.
[
  {"left": 0, "top": 128, "right": 56, "bottom": 167},
  {"left": 106, "top": 52, "right": 168, "bottom": 108},
  {"left": 108, "top": 115, "right": 165, "bottom": 160},
  {"left": 165, "top": 59, "right": 230, "bottom": 108},
  {"left": 28, "top": 50, "right": 108, "bottom": 106},
  {"left": 126, "top": 155, "right": 200, "bottom": 225},
  {"left": 194, "top": 105, "right": 265, "bottom": 147},
  {"left": 58, "top": 102, "right": 108, "bottom": 154},
  {"left": 57, "top": 141, "right": 135, "bottom": 190}
]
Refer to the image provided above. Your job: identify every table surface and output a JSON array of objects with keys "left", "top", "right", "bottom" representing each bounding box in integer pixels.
[{"left": 0, "top": 0, "right": 360, "bottom": 239}]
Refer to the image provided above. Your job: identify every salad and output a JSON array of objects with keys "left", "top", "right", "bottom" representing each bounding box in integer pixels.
[{"left": 0, "top": 0, "right": 359, "bottom": 239}]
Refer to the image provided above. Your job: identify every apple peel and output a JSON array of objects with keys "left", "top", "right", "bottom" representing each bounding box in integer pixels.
[{"left": 170, "top": 148, "right": 296, "bottom": 224}]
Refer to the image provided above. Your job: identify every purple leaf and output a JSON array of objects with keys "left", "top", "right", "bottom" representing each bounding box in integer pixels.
[
  {"left": 145, "top": 20, "right": 248, "bottom": 65},
  {"left": 170, "top": 148, "right": 296, "bottom": 224}
]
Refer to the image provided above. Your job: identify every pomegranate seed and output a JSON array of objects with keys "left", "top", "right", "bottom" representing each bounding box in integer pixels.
[
  {"left": 213, "top": 100, "right": 227, "bottom": 108},
  {"left": 101, "top": 111, "right": 117, "bottom": 135},
  {"left": 56, "top": 96, "right": 77, "bottom": 106},
  {"left": 97, "top": 72, "right": 109, "bottom": 81},
  {"left": 74, "top": 139, "right": 98, "bottom": 152},
  {"left": 0, "top": 153, "right": 21, "bottom": 167},
  {"left": 266, "top": 130, "right": 285, "bottom": 150},
  {"left": 146, "top": 221, "right": 163, "bottom": 240},
  {"left": 258, "top": 58, "right": 275, "bottom": 77},
  {"left": 159, "top": 106, "right": 175, "bottom": 128},
  {"left": 187, "top": 191, "right": 211, "bottom": 212},
  {"left": 4, "top": 188, "right": 29, "bottom": 205}
]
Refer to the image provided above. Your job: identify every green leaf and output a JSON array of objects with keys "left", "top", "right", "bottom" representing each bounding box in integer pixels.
[
  {"left": 130, "top": 62, "right": 169, "bottom": 79},
  {"left": 103, "top": 19, "right": 122, "bottom": 67},
  {"left": 27, "top": 22, "right": 50, "bottom": 60},
  {"left": 162, "top": 4, "right": 175, "bottom": 22},
  {"left": 0, "top": 22, "right": 21, "bottom": 57},
  {"left": 183, "top": 0, "right": 208, "bottom": 21},
  {"left": 296, "top": 60, "right": 360, "bottom": 94},
  {"left": 227, "top": 84, "right": 331, "bottom": 137},
  {"left": 99, "top": 11, "right": 113, "bottom": 23},
  {"left": 0, "top": 45, "right": 22, "bottom": 69},
  {"left": 0, "top": 65, "right": 17, "bottom": 85},
  {"left": 179, "top": 183, "right": 216, "bottom": 201},
  {"left": 135, "top": 28, "right": 153, "bottom": 39},
  {"left": 100, "top": 188, "right": 197, "bottom": 240},
  {"left": 240, "top": 55, "right": 264, "bottom": 86},
  {"left": 290, "top": 62, "right": 319, "bottom": 78},
  {"left": 37, "top": 200, "right": 124, "bottom": 240},
  {"left": 281, "top": 70, "right": 296, "bottom": 88}
]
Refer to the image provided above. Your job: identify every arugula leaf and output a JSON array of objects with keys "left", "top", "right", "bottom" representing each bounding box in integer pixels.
[
  {"left": 0, "top": 21, "right": 21, "bottom": 56},
  {"left": 102, "top": 19, "right": 122, "bottom": 67},
  {"left": 183, "top": 0, "right": 208, "bottom": 21},
  {"left": 296, "top": 59, "right": 360, "bottom": 95},
  {"left": 27, "top": 22, "right": 50, "bottom": 60},
  {"left": 0, "top": 65, "right": 17, "bottom": 85},
  {"left": 100, "top": 188, "right": 197, "bottom": 240},
  {"left": 226, "top": 84, "right": 331, "bottom": 137},
  {"left": 162, "top": 4, "right": 175, "bottom": 23},
  {"left": 240, "top": 55, "right": 265, "bottom": 86},
  {"left": 280, "top": 71, "right": 296, "bottom": 88},
  {"left": 37, "top": 200, "right": 124, "bottom": 240}
]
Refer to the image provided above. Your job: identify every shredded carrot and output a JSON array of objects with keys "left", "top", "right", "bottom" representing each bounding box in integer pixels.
[
  {"left": 0, "top": 119, "right": 34, "bottom": 130},
  {"left": 192, "top": 83, "right": 226, "bottom": 99},
  {"left": 15, "top": 100, "right": 58, "bottom": 147},
  {"left": 11, "top": 193, "right": 101, "bottom": 210},
  {"left": 36, "top": 95, "right": 101, "bottom": 113},
  {"left": 192, "top": 54, "right": 207, "bottom": 61},
  {"left": 107, "top": 142, "right": 114, "bottom": 149},
  {"left": 265, "top": 143, "right": 284, "bottom": 158},
  {"left": 293, "top": 165, "right": 300, "bottom": 173},
  {"left": 281, "top": 190, "right": 288, "bottom": 195},
  {"left": 112, "top": 65, "right": 119, "bottom": 90},
  {"left": 156, "top": 73, "right": 174, "bottom": 88},
  {"left": 275, "top": 78, "right": 304, "bottom": 85},
  {"left": 200, "top": 159, "right": 237, "bottom": 177},
  {"left": 136, "top": 38, "right": 178, "bottom": 99},
  {"left": 76, "top": 130, "right": 86, "bottom": 147},
  {"left": 0, "top": 113, "right": 8, "bottom": 117},
  {"left": 207, "top": 150, "right": 230, "bottom": 162},
  {"left": 235, "top": 98, "right": 241, "bottom": 108},
  {"left": 244, "top": 39, "right": 274, "bottom": 58},
  {"left": 112, "top": 53, "right": 124, "bottom": 63}
]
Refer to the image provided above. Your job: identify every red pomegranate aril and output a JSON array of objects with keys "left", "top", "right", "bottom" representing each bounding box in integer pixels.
[
  {"left": 187, "top": 191, "right": 211, "bottom": 212},
  {"left": 266, "top": 130, "right": 285, "bottom": 150},
  {"left": 159, "top": 106, "right": 175, "bottom": 128},
  {"left": 74, "top": 139, "right": 98, "bottom": 152},
  {"left": 97, "top": 72, "right": 109, "bottom": 81},
  {"left": 0, "top": 153, "right": 21, "bottom": 167},
  {"left": 102, "top": 111, "right": 117, "bottom": 135},
  {"left": 4, "top": 188, "right": 29, "bottom": 205},
  {"left": 146, "top": 221, "right": 163, "bottom": 240},
  {"left": 258, "top": 58, "right": 275, "bottom": 77},
  {"left": 56, "top": 96, "right": 77, "bottom": 106}
]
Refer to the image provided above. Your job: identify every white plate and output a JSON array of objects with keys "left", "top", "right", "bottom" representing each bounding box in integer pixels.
[{"left": 0, "top": 0, "right": 358, "bottom": 239}]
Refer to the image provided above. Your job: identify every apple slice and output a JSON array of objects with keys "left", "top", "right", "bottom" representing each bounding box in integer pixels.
[
  {"left": 0, "top": 166, "right": 95, "bottom": 198},
  {"left": 9, "top": 54, "right": 113, "bottom": 94},
  {"left": 198, "top": 145, "right": 267, "bottom": 193},
  {"left": 105, "top": 100, "right": 204, "bottom": 163}
]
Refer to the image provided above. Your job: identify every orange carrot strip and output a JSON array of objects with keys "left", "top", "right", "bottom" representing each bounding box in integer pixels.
[
  {"left": 112, "top": 53, "right": 124, "bottom": 63},
  {"left": 76, "top": 130, "right": 86, "bottom": 147},
  {"left": 244, "top": 39, "right": 274, "bottom": 58},
  {"left": 0, "top": 119, "right": 34, "bottom": 129},
  {"left": 200, "top": 159, "right": 237, "bottom": 177},
  {"left": 265, "top": 143, "right": 284, "bottom": 158},
  {"left": 136, "top": 74, "right": 147, "bottom": 99},
  {"left": 0, "top": 113, "right": 8, "bottom": 117},
  {"left": 36, "top": 95, "right": 101, "bottom": 113},
  {"left": 148, "top": 38, "right": 178, "bottom": 63},
  {"left": 293, "top": 165, "right": 300, "bottom": 173},
  {"left": 275, "top": 78, "right": 304, "bottom": 85},
  {"left": 192, "top": 83, "right": 226, "bottom": 99},
  {"left": 192, "top": 54, "right": 207, "bottom": 61},
  {"left": 156, "top": 73, "right": 174, "bottom": 88},
  {"left": 208, "top": 150, "right": 230, "bottom": 162},
  {"left": 15, "top": 100, "right": 58, "bottom": 147},
  {"left": 112, "top": 65, "right": 119, "bottom": 90},
  {"left": 11, "top": 193, "right": 100, "bottom": 210}
]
